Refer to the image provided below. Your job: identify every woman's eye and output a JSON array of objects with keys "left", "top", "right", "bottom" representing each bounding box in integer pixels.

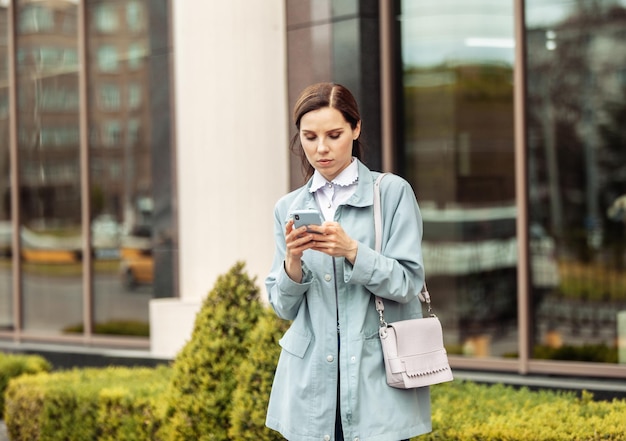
[
  {"left": 329, "top": 133, "right": 341, "bottom": 140},
  {"left": 305, "top": 135, "right": 316, "bottom": 141}
]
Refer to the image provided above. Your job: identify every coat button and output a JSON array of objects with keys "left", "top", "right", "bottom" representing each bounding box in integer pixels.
[
  {"left": 326, "top": 355, "right": 334, "bottom": 362},
  {"left": 354, "top": 438, "right": 359, "bottom": 441},
  {"left": 324, "top": 274, "right": 332, "bottom": 281},
  {"left": 324, "top": 436, "right": 330, "bottom": 441}
]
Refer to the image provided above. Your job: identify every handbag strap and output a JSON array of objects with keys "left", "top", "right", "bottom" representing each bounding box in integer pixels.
[{"left": 372, "top": 173, "right": 432, "bottom": 328}]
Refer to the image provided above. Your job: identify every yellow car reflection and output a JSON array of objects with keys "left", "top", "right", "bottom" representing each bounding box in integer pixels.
[
  {"left": 21, "top": 249, "right": 81, "bottom": 264},
  {"left": 18, "top": 226, "right": 82, "bottom": 264},
  {"left": 119, "top": 246, "right": 154, "bottom": 289}
]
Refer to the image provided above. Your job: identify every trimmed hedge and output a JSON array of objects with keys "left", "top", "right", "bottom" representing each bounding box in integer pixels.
[
  {"left": 62, "top": 319, "right": 150, "bottom": 337},
  {"left": 424, "top": 381, "right": 626, "bottom": 441},
  {"left": 533, "top": 343, "right": 618, "bottom": 363},
  {"left": 4, "top": 365, "right": 171, "bottom": 441},
  {"left": 4, "top": 262, "right": 626, "bottom": 440},
  {"left": 9, "top": 372, "right": 626, "bottom": 440},
  {"left": 503, "top": 343, "right": 619, "bottom": 363},
  {"left": 0, "top": 352, "right": 51, "bottom": 419}
]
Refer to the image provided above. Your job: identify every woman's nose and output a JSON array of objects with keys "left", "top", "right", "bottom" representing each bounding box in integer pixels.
[{"left": 317, "top": 138, "right": 329, "bottom": 152}]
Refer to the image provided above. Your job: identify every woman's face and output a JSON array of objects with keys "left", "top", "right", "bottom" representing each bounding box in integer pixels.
[{"left": 299, "top": 106, "right": 361, "bottom": 182}]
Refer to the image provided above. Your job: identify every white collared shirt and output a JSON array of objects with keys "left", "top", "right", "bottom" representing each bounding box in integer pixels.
[{"left": 310, "top": 158, "right": 359, "bottom": 221}]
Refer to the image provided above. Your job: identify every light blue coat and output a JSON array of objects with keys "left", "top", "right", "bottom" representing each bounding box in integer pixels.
[{"left": 265, "top": 161, "right": 431, "bottom": 441}]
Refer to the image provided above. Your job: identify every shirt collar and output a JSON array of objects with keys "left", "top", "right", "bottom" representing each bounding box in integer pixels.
[{"left": 309, "top": 157, "right": 359, "bottom": 193}]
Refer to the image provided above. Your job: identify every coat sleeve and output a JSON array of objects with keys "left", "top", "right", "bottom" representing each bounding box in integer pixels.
[
  {"left": 344, "top": 175, "right": 425, "bottom": 304},
  {"left": 265, "top": 203, "right": 312, "bottom": 320}
]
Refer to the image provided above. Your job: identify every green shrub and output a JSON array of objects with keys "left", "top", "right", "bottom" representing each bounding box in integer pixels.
[
  {"left": 422, "top": 380, "right": 626, "bottom": 440},
  {"left": 5, "top": 260, "right": 626, "bottom": 441},
  {"left": 0, "top": 352, "right": 51, "bottom": 419},
  {"left": 95, "top": 366, "right": 171, "bottom": 441},
  {"left": 62, "top": 319, "right": 150, "bottom": 336},
  {"left": 533, "top": 343, "right": 618, "bottom": 363},
  {"left": 228, "top": 310, "right": 289, "bottom": 441},
  {"left": 159, "top": 261, "right": 266, "bottom": 441},
  {"left": 4, "top": 365, "right": 171, "bottom": 441},
  {"left": 503, "top": 343, "right": 619, "bottom": 363}
]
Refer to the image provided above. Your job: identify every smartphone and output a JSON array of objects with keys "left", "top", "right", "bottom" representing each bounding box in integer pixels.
[{"left": 291, "top": 209, "right": 322, "bottom": 232}]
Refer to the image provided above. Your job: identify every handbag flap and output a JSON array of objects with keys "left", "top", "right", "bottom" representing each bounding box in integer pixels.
[
  {"left": 403, "top": 349, "right": 451, "bottom": 377},
  {"left": 389, "top": 317, "right": 445, "bottom": 355}
]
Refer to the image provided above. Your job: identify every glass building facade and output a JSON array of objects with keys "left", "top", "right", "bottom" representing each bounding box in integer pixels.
[
  {"left": 398, "top": 1, "right": 518, "bottom": 359},
  {"left": 392, "top": 0, "right": 626, "bottom": 373},
  {"left": 286, "top": 0, "right": 626, "bottom": 378},
  {"left": 0, "top": 2, "right": 9, "bottom": 334},
  {"left": 524, "top": 0, "right": 626, "bottom": 366},
  {"left": 0, "top": 0, "right": 173, "bottom": 347},
  {"left": 2, "top": 0, "right": 626, "bottom": 378}
]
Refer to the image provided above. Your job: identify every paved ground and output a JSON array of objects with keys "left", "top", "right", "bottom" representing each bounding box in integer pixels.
[{"left": 0, "top": 421, "right": 7, "bottom": 441}]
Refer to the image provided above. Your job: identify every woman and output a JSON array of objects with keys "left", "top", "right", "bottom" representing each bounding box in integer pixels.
[{"left": 265, "top": 82, "right": 430, "bottom": 441}]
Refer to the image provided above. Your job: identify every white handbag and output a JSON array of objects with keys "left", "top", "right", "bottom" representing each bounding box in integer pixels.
[{"left": 373, "top": 173, "right": 453, "bottom": 389}]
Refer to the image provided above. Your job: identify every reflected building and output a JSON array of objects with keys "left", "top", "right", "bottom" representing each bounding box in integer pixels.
[
  {"left": 0, "top": 0, "right": 169, "bottom": 340},
  {"left": 526, "top": 3, "right": 626, "bottom": 351},
  {"left": 88, "top": 0, "right": 152, "bottom": 233},
  {"left": 0, "top": 3, "right": 11, "bottom": 330},
  {"left": 86, "top": 1, "right": 157, "bottom": 332},
  {"left": 395, "top": 1, "right": 518, "bottom": 356},
  {"left": 1, "top": 0, "right": 626, "bottom": 381},
  {"left": 17, "top": 1, "right": 81, "bottom": 228}
]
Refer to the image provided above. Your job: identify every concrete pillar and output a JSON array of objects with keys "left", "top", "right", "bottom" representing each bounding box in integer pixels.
[{"left": 150, "top": 0, "right": 288, "bottom": 359}]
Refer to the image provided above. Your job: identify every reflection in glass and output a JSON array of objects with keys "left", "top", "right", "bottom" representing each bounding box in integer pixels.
[
  {"left": 19, "top": 4, "right": 54, "bottom": 33},
  {"left": 17, "top": 0, "right": 83, "bottom": 335},
  {"left": 94, "top": 3, "right": 118, "bottom": 33},
  {"left": 126, "top": 1, "right": 144, "bottom": 32},
  {"left": 0, "top": 4, "right": 12, "bottom": 331},
  {"left": 398, "top": 0, "right": 516, "bottom": 357},
  {"left": 526, "top": 0, "right": 626, "bottom": 363},
  {"left": 97, "top": 45, "right": 118, "bottom": 72},
  {"left": 88, "top": 0, "right": 153, "bottom": 337}
]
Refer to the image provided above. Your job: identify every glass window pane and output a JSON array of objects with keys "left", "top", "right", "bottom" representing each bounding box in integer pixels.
[
  {"left": 102, "top": 119, "right": 122, "bottom": 146},
  {"left": 95, "top": 4, "right": 118, "bottom": 33},
  {"left": 16, "top": 0, "right": 83, "bottom": 336},
  {"left": 127, "top": 42, "right": 144, "bottom": 70},
  {"left": 127, "top": 118, "right": 140, "bottom": 145},
  {"left": 88, "top": 0, "right": 156, "bottom": 338},
  {"left": 126, "top": 1, "right": 144, "bottom": 32},
  {"left": 526, "top": 0, "right": 626, "bottom": 364},
  {"left": 128, "top": 81, "right": 142, "bottom": 108},
  {"left": 97, "top": 45, "right": 118, "bottom": 72},
  {"left": 0, "top": 3, "right": 12, "bottom": 332},
  {"left": 398, "top": 0, "right": 517, "bottom": 358},
  {"left": 19, "top": 4, "right": 54, "bottom": 33},
  {"left": 98, "top": 83, "right": 120, "bottom": 111}
]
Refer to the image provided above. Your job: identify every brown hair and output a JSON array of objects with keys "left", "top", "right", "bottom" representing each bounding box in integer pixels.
[{"left": 290, "top": 82, "right": 364, "bottom": 181}]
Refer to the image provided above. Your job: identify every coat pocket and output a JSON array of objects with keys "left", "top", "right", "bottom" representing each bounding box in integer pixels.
[{"left": 279, "top": 328, "right": 313, "bottom": 359}]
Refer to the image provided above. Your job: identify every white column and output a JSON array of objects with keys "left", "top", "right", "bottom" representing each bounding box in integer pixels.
[{"left": 150, "top": 0, "right": 289, "bottom": 359}]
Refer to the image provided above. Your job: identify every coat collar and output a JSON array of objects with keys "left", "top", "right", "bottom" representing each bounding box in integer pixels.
[
  {"left": 294, "top": 159, "right": 376, "bottom": 210},
  {"left": 309, "top": 157, "right": 359, "bottom": 193},
  {"left": 347, "top": 160, "right": 376, "bottom": 208}
]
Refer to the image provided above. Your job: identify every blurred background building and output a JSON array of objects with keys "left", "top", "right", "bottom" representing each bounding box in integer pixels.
[{"left": 1, "top": 0, "right": 626, "bottom": 381}]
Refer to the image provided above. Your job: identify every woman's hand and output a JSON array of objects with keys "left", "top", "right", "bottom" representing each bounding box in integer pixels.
[
  {"left": 307, "top": 222, "right": 358, "bottom": 264},
  {"left": 284, "top": 219, "right": 317, "bottom": 282},
  {"left": 284, "top": 220, "right": 359, "bottom": 282}
]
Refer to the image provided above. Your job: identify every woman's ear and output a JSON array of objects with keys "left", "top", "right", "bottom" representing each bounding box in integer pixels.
[{"left": 353, "top": 120, "right": 362, "bottom": 140}]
